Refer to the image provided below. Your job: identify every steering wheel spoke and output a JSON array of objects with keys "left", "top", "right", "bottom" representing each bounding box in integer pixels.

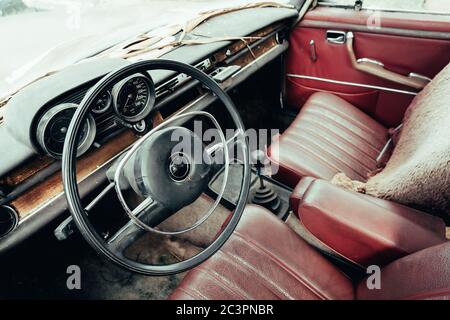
[
  {"left": 85, "top": 182, "right": 115, "bottom": 212},
  {"left": 107, "top": 200, "right": 168, "bottom": 255}
]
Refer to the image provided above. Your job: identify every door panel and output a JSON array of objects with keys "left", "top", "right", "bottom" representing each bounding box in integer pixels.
[{"left": 286, "top": 6, "right": 450, "bottom": 128}]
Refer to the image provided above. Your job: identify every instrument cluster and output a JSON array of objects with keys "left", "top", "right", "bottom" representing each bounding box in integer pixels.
[{"left": 35, "top": 73, "right": 155, "bottom": 158}]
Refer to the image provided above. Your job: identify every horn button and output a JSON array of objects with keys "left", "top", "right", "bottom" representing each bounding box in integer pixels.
[
  {"left": 168, "top": 153, "right": 191, "bottom": 182},
  {"left": 123, "top": 127, "right": 211, "bottom": 211}
]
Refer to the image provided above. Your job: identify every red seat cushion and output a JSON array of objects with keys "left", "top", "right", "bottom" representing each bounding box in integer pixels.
[
  {"left": 170, "top": 205, "right": 450, "bottom": 300},
  {"left": 169, "top": 205, "right": 355, "bottom": 300},
  {"left": 268, "top": 92, "right": 388, "bottom": 187},
  {"left": 356, "top": 242, "right": 450, "bottom": 300}
]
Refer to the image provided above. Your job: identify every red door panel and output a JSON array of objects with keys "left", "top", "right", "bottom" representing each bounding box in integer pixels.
[{"left": 286, "top": 7, "right": 450, "bottom": 128}]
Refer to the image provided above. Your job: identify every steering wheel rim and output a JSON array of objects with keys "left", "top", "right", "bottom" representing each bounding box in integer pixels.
[{"left": 62, "top": 59, "right": 251, "bottom": 276}]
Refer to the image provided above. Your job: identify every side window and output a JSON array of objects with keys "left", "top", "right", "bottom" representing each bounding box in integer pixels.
[{"left": 319, "top": 0, "right": 450, "bottom": 14}]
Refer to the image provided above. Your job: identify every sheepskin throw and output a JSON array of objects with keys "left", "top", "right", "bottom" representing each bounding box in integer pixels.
[{"left": 333, "top": 63, "right": 450, "bottom": 218}]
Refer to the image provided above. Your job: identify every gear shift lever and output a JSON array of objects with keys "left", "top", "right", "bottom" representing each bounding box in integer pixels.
[
  {"left": 251, "top": 149, "right": 266, "bottom": 188},
  {"left": 250, "top": 150, "right": 281, "bottom": 213}
]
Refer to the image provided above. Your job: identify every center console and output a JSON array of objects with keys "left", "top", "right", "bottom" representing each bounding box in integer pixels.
[{"left": 208, "top": 161, "right": 291, "bottom": 220}]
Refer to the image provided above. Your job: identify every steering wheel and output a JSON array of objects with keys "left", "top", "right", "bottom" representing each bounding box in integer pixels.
[{"left": 62, "top": 60, "right": 250, "bottom": 275}]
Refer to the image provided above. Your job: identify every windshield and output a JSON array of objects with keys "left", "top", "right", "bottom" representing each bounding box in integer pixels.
[{"left": 0, "top": 0, "right": 288, "bottom": 102}]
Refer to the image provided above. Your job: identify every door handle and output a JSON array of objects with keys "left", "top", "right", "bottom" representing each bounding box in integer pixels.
[{"left": 326, "top": 30, "right": 346, "bottom": 44}]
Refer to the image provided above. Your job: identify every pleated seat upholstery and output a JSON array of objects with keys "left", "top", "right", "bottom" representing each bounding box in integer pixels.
[{"left": 268, "top": 92, "right": 389, "bottom": 187}]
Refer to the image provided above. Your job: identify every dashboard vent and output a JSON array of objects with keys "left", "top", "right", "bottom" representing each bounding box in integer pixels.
[
  {"left": 155, "top": 77, "right": 181, "bottom": 98},
  {"left": 96, "top": 116, "right": 119, "bottom": 137},
  {"left": 155, "top": 58, "right": 212, "bottom": 99},
  {"left": 196, "top": 58, "right": 212, "bottom": 72}
]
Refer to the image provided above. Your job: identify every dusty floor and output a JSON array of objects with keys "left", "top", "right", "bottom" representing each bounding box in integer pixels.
[
  {"left": 0, "top": 194, "right": 231, "bottom": 300},
  {"left": 0, "top": 231, "right": 185, "bottom": 300}
]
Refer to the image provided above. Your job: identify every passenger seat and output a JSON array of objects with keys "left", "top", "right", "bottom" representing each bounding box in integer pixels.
[{"left": 268, "top": 92, "right": 389, "bottom": 187}]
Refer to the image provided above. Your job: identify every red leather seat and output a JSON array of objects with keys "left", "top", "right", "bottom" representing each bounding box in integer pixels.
[
  {"left": 268, "top": 92, "right": 389, "bottom": 187},
  {"left": 170, "top": 205, "right": 354, "bottom": 300},
  {"left": 170, "top": 205, "right": 450, "bottom": 300}
]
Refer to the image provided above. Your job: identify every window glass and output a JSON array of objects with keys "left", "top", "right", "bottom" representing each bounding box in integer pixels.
[{"left": 320, "top": 0, "right": 450, "bottom": 14}]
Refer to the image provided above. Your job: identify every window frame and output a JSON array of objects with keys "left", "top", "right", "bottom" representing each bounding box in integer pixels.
[{"left": 316, "top": 0, "right": 450, "bottom": 16}]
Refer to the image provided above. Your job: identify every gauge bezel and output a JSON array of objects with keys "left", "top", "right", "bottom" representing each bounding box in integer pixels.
[
  {"left": 91, "top": 89, "right": 112, "bottom": 114},
  {"left": 36, "top": 103, "right": 96, "bottom": 158},
  {"left": 0, "top": 205, "right": 18, "bottom": 239},
  {"left": 111, "top": 73, "right": 156, "bottom": 123}
]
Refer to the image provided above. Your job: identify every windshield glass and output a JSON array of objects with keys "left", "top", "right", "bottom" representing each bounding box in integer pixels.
[{"left": 0, "top": 0, "right": 288, "bottom": 101}]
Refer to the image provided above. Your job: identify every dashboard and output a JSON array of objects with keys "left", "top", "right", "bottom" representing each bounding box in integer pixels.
[{"left": 0, "top": 6, "right": 299, "bottom": 252}]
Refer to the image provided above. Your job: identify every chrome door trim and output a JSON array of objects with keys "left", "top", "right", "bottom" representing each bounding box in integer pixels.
[{"left": 286, "top": 74, "right": 418, "bottom": 96}]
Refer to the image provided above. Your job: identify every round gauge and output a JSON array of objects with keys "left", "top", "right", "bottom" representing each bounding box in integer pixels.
[
  {"left": 36, "top": 103, "right": 96, "bottom": 158},
  {"left": 92, "top": 90, "right": 112, "bottom": 114},
  {"left": 112, "top": 74, "right": 155, "bottom": 122}
]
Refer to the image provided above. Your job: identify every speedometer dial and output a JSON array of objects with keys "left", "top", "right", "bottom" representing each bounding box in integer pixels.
[{"left": 112, "top": 74, "right": 155, "bottom": 122}]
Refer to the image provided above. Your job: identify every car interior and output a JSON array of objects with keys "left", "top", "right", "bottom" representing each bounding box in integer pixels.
[{"left": 0, "top": 0, "right": 449, "bottom": 300}]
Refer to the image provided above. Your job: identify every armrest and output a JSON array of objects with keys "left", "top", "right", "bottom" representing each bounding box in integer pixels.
[
  {"left": 290, "top": 178, "right": 447, "bottom": 267},
  {"left": 346, "top": 32, "right": 430, "bottom": 90}
]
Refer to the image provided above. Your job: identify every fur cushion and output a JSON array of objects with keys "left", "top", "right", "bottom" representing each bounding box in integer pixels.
[{"left": 333, "top": 63, "right": 450, "bottom": 219}]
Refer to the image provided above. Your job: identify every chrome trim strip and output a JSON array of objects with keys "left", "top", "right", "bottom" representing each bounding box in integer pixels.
[{"left": 286, "top": 74, "right": 418, "bottom": 96}]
